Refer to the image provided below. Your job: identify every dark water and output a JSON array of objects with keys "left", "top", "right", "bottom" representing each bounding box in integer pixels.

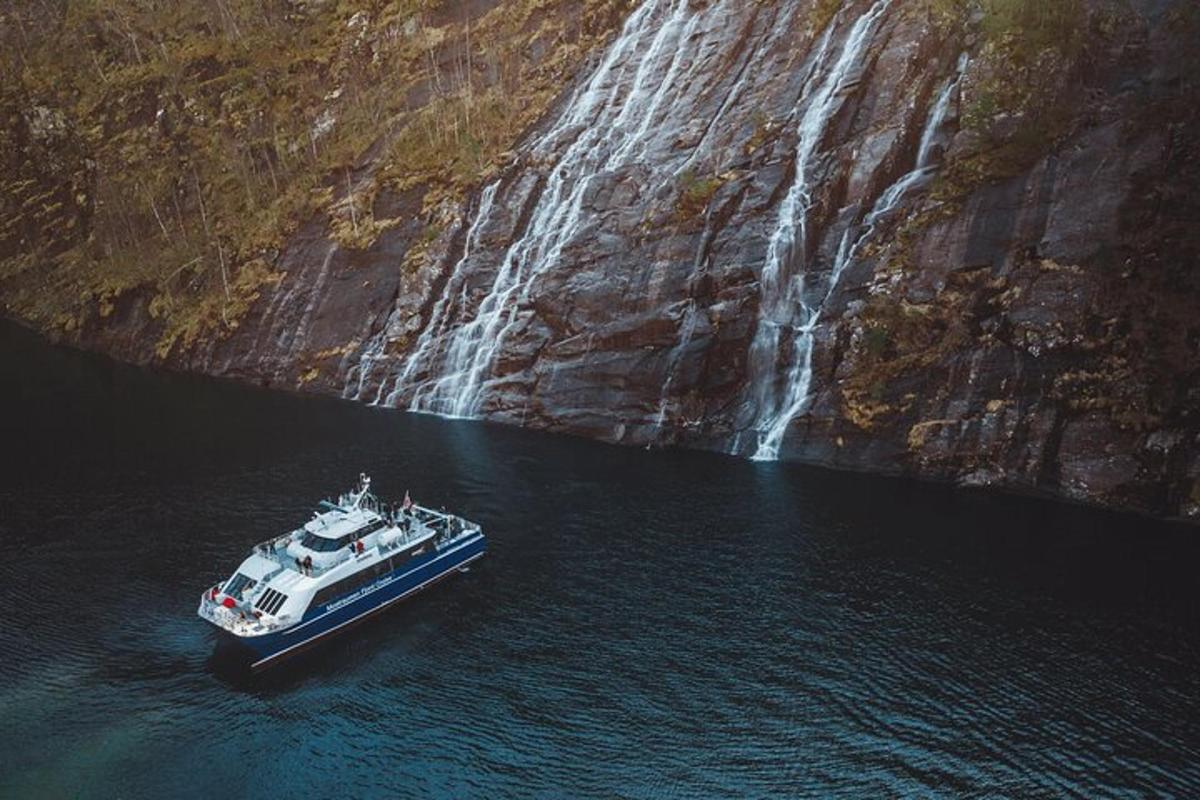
[{"left": 1, "top": 322, "right": 1199, "bottom": 799}]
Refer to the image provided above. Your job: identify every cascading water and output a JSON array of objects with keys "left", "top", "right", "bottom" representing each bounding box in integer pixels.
[
  {"left": 745, "top": 42, "right": 966, "bottom": 462},
  {"left": 374, "top": 181, "right": 500, "bottom": 408},
  {"left": 824, "top": 51, "right": 969, "bottom": 291},
  {"left": 347, "top": 0, "right": 808, "bottom": 432},
  {"left": 345, "top": 0, "right": 960, "bottom": 462},
  {"left": 862, "top": 51, "right": 969, "bottom": 230},
  {"left": 374, "top": 0, "right": 720, "bottom": 418},
  {"left": 345, "top": 182, "right": 500, "bottom": 405},
  {"left": 743, "top": 0, "right": 893, "bottom": 462}
]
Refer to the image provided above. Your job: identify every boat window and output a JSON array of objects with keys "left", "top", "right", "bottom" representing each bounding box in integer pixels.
[
  {"left": 255, "top": 588, "right": 288, "bottom": 615},
  {"left": 223, "top": 573, "right": 257, "bottom": 600},
  {"left": 312, "top": 556, "right": 400, "bottom": 608},
  {"left": 358, "top": 518, "right": 388, "bottom": 537},
  {"left": 300, "top": 531, "right": 351, "bottom": 552},
  {"left": 300, "top": 517, "right": 387, "bottom": 553}
]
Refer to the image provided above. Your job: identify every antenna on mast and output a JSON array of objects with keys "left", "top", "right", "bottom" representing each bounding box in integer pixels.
[{"left": 352, "top": 473, "right": 371, "bottom": 509}]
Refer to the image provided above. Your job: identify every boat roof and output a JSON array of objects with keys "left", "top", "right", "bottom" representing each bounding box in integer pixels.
[
  {"left": 302, "top": 505, "right": 380, "bottom": 539},
  {"left": 239, "top": 553, "right": 282, "bottom": 581}
]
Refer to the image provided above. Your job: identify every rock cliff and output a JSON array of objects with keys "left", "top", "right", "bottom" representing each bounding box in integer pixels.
[{"left": 3, "top": 0, "right": 1198, "bottom": 520}]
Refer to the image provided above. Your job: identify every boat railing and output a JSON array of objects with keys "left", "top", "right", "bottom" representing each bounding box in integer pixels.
[
  {"left": 199, "top": 590, "right": 290, "bottom": 634},
  {"left": 254, "top": 532, "right": 295, "bottom": 555},
  {"left": 245, "top": 505, "right": 477, "bottom": 576}
]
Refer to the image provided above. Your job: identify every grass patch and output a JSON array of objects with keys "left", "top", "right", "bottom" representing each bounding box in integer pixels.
[
  {"left": 674, "top": 168, "right": 725, "bottom": 222},
  {"left": 809, "top": 0, "right": 842, "bottom": 32}
]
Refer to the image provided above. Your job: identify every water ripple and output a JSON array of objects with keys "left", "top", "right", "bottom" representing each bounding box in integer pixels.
[{"left": 2, "top": 322, "right": 1200, "bottom": 798}]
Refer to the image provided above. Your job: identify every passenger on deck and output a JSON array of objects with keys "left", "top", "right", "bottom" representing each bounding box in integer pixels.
[{"left": 303, "top": 554, "right": 313, "bottom": 575}]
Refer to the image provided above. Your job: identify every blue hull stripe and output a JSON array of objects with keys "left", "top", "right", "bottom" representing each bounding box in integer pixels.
[
  {"left": 212, "top": 534, "right": 485, "bottom": 668},
  {"left": 252, "top": 551, "right": 484, "bottom": 669},
  {"left": 289, "top": 534, "right": 482, "bottom": 636}
]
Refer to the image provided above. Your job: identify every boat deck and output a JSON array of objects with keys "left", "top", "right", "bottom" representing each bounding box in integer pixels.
[{"left": 250, "top": 505, "right": 466, "bottom": 578}]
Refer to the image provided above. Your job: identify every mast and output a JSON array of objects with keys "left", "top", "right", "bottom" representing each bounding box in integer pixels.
[{"left": 351, "top": 473, "right": 372, "bottom": 510}]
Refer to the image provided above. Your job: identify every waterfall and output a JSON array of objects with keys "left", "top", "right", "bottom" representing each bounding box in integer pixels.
[
  {"left": 652, "top": 298, "right": 700, "bottom": 438},
  {"left": 396, "top": 182, "right": 502, "bottom": 409},
  {"left": 367, "top": 0, "right": 731, "bottom": 418},
  {"left": 746, "top": 44, "right": 966, "bottom": 462},
  {"left": 350, "top": 0, "right": 805, "bottom": 432},
  {"left": 345, "top": 0, "right": 966, "bottom": 462},
  {"left": 284, "top": 242, "right": 338, "bottom": 367},
  {"left": 863, "top": 51, "right": 968, "bottom": 228},
  {"left": 743, "top": 0, "right": 893, "bottom": 462},
  {"left": 651, "top": 3, "right": 803, "bottom": 442},
  {"left": 828, "top": 52, "right": 968, "bottom": 284},
  {"left": 342, "top": 185, "right": 499, "bottom": 405}
]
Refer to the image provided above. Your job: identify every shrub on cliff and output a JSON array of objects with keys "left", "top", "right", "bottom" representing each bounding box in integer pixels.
[{"left": 674, "top": 169, "right": 724, "bottom": 223}]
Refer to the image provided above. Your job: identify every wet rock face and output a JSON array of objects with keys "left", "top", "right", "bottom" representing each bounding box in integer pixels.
[{"left": 24, "top": 0, "right": 1200, "bottom": 520}]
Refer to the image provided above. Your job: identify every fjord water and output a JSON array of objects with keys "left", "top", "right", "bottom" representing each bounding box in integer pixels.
[{"left": 1, "top": 322, "right": 1198, "bottom": 799}]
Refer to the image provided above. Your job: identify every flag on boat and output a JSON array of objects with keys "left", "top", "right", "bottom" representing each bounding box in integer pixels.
[{"left": 402, "top": 491, "right": 413, "bottom": 511}]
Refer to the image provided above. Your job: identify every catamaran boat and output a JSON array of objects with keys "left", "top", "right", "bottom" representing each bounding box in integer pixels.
[{"left": 198, "top": 475, "right": 485, "bottom": 670}]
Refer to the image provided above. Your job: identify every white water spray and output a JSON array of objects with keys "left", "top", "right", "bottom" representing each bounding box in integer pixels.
[
  {"left": 747, "top": 44, "right": 966, "bottom": 461},
  {"left": 863, "top": 51, "right": 968, "bottom": 228},
  {"left": 744, "top": 0, "right": 893, "bottom": 461},
  {"left": 374, "top": 0, "right": 724, "bottom": 417},
  {"left": 344, "top": 184, "right": 499, "bottom": 405}
]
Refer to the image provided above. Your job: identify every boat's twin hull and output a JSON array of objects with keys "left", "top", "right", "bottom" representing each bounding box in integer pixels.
[{"left": 209, "top": 533, "right": 485, "bottom": 670}]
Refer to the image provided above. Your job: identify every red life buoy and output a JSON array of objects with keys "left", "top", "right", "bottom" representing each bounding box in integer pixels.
[{"left": 222, "top": 596, "right": 236, "bottom": 609}]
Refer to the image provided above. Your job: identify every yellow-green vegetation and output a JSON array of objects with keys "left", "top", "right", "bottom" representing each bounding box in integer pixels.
[
  {"left": 2, "top": 1, "right": 360, "bottom": 351},
  {"left": 841, "top": 270, "right": 991, "bottom": 430},
  {"left": 373, "top": 0, "right": 634, "bottom": 213},
  {"left": 927, "top": 0, "right": 1087, "bottom": 192},
  {"left": 394, "top": 219, "right": 446, "bottom": 289},
  {"left": 808, "top": 0, "right": 842, "bottom": 32},
  {"left": 1057, "top": 366, "right": 1168, "bottom": 432},
  {"left": 840, "top": 0, "right": 1100, "bottom": 443},
  {"left": 976, "top": 0, "right": 1087, "bottom": 53},
  {"left": 0, "top": 0, "right": 631, "bottom": 358},
  {"left": 148, "top": 256, "right": 280, "bottom": 358},
  {"left": 923, "top": 0, "right": 1085, "bottom": 46},
  {"left": 743, "top": 110, "right": 777, "bottom": 155},
  {"left": 674, "top": 168, "right": 725, "bottom": 223}
]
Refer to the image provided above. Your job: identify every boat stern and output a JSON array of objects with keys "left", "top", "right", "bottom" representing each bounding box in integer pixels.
[{"left": 197, "top": 588, "right": 289, "bottom": 663}]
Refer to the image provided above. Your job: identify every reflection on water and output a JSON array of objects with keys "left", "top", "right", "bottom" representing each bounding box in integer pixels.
[{"left": 1, "top": 321, "right": 1198, "bottom": 798}]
